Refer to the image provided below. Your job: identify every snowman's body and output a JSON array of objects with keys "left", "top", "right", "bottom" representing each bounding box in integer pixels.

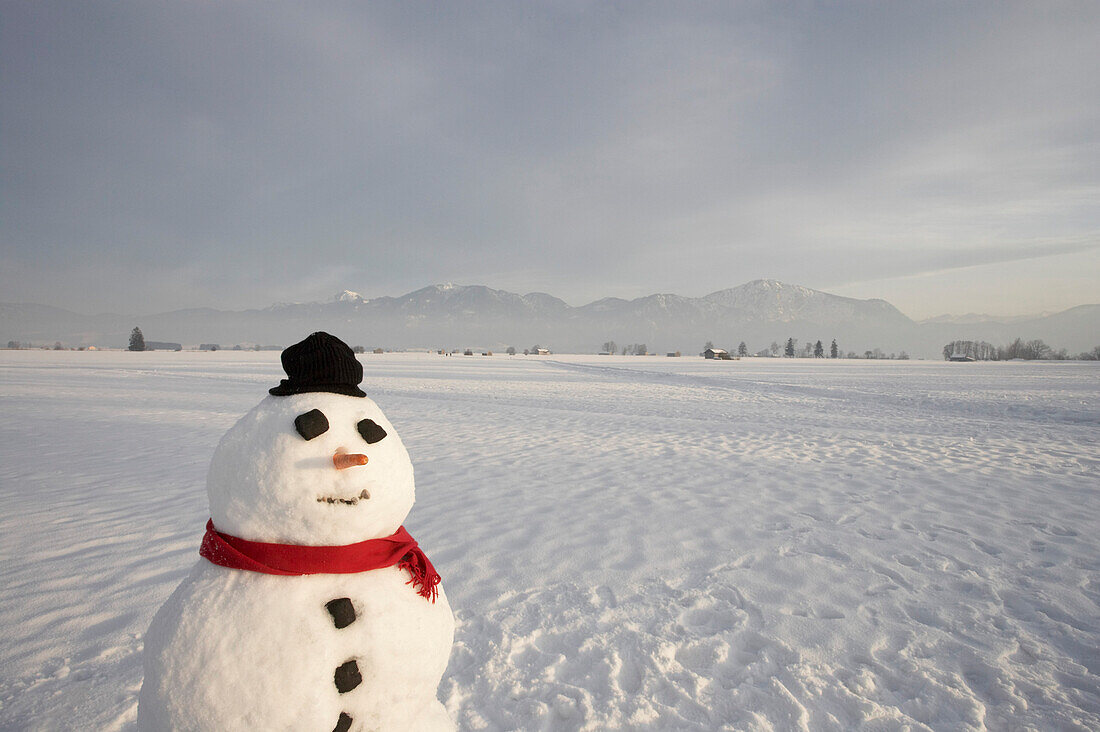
[
  {"left": 140, "top": 564, "right": 453, "bottom": 731},
  {"left": 138, "top": 384, "right": 454, "bottom": 732}
]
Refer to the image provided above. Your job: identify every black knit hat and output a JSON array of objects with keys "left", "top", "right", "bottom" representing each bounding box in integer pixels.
[{"left": 269, "top": 332, "right": 366, "bottom": 397}]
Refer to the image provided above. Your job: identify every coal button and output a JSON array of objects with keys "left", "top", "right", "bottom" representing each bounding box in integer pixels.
[
  {"left": 334, "top": 660, "right": 362, "bottom": 693},
  {"left": 326, "top": 597, "right": 356, "bottom": 628}
]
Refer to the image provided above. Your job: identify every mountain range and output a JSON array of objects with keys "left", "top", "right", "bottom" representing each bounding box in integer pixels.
[{"left": 2, "top": 280, "right": 1097, "bottom": 359}]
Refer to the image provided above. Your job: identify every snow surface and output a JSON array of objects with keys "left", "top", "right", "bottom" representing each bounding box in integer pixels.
[{"left": 1, "top": 350, "right": 1098, "bottom": 730}]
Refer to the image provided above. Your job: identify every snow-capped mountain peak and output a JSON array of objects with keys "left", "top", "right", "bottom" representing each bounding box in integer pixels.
[{"left": 334, "top": 290, "right": 365, "bottom": 303}]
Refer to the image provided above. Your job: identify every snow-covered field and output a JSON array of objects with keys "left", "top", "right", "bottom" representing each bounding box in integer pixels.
[{"left": 1, "top": 350, "right": 1097, "bottom": 731}]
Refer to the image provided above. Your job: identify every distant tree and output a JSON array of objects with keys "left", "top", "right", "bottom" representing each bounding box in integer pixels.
[
  {"left": 802, "top": 342, "right": 814, "bottom": 358},
  {"left": 770, "top": 341, "right": 780, "bottom": 357},
  {"left": 784, "top": 338, "right": 796, "bottom": 358},
  {"left": 814, "top": 340, "right": 824, "bottom": 358},
  {"left": 506, "top": 346, "right": 516, "bottom": 355},
  {"left": 352, "top": 345, "right": 365, "bottom": 354},
  {"left": 6, "top": 341, "right": 19, "bottom": 350},
  {"left": 946, "top": 339, "right": 1019, "bottom": 361},
  {"left": 602, "top": 341, "right": 617, "bottom": 354},
  {"left": 995, "top": 337, "right": 1051, "bottom": 360},
  {"left": 523, "top": 348, "right": 530, "bottom": 356},
  {"left": 738, "top": 341, "right": 748, "bottom": 357},
  {"left": 705, "top": 340, "right": 714, "bottom": 351},
  {"left": 864, "top": 350, "right": 873, "bottom": 359},
  {"left": 1000, "top": 338, "right": 1022, "bottom": 360},
  {"left": 621, "top": 345, "right": 629, "bottom": 355},
  {"left": 129, "top": 327, "right": 146, "bottom": 351},
  {"left": 1027, "top": 339, "right": 1052, "bottom": 360},
  {"left": 53, "top": 341, "right": 63, "bottom": 350},
  {"left": 633, "top": 343, "right": 648, "bottom": 356},
  {"left": 830, "top": 339, "right": 839, "bottom": 359}
]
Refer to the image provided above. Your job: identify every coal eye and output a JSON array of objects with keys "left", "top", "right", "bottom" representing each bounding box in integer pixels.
[
  {"left": 295, "top": 409, "right": 329, "bottom": 441},
  {"left": 357, "top": 418, "right": 387, "bottom": 444}
]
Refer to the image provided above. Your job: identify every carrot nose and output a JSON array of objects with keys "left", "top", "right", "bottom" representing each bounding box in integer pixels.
[{"left": 333, "top": 452, "right": 368, "bottom": 470}]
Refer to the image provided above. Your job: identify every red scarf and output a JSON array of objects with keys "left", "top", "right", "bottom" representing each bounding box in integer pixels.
[{"left": 199, "top": 519, "right": 440, "bottom": 602}]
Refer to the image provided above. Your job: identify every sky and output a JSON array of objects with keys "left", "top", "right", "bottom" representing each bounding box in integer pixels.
[{"left": 2, "top": 2, "right": 1098, "bottom": 320}]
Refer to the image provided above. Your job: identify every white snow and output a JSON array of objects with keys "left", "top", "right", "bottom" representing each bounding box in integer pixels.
[{"left": 1, "top": 350, "right": 1098, "bottom": 730}]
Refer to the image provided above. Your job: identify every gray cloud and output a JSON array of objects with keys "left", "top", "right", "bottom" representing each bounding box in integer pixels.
[{"left": 2, "top": 2, "right": 1097, "bottom": 314}]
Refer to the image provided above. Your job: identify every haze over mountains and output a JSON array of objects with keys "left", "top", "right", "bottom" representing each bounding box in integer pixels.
[{"left": 2, "top": 280, "right": 1097, "bottom": 359}]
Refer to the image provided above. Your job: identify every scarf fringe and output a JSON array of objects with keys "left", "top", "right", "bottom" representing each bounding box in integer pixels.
[{"left": 398, "top": 551, "right": 441, "bottom": 602}]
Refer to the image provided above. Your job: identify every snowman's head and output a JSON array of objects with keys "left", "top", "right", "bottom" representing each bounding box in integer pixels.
[{"left": 206, "top": 333, "right": 414, "bottom": 545}]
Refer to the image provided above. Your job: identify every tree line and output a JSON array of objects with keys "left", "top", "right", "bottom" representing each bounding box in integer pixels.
[
  {"left": 944, "top": 338, "right": 1100, "bottom": 361},
  {"left": 706, "top": 338, "right": 855, "bottom": 358},
  {"left": 602, "top": 341, "right": 651, "bottom": 355},
  {"left": 601, "top": 337, "right": 918, "bottom": 359}
]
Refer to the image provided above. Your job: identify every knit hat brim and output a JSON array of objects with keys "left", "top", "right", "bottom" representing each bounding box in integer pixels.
[{"left": 269, "top": 381, "right": 366, "bottom": 398}]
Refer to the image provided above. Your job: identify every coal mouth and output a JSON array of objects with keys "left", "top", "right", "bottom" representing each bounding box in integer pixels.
[{"left": 317, "top": 489, "right": 371, "bottom": 506}]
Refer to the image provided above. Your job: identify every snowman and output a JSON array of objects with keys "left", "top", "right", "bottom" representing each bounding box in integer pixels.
[{"left": 138, "top": 332, "right": 454, "bottom": 732}]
